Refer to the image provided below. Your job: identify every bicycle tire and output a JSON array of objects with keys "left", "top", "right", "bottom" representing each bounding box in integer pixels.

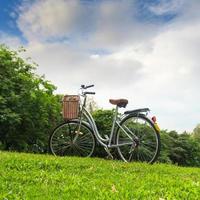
[
  {"left": 115, "top": 113, "right": 160, "bottom": 164},
  {"left": 49, "top": 120, "right": 96, "bottom": 157}
]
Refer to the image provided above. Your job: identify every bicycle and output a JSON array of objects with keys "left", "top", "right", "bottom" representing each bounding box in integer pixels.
[{"left": 49, "top": 84, "right": 161, "bottom": 163}]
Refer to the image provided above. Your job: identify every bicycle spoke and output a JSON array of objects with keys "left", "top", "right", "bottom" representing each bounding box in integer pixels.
[
  {"left": 142, "top": 142, "right": 156, "bottom": 150},
  {"left": 128, "top": 151, "right": 134, "bottom": 162},
  {"left": 68, "top": 123, "right": 73, "bottom": 142},
  {"left": 76, "top": 145, "right": 91, "bottom": 154}
]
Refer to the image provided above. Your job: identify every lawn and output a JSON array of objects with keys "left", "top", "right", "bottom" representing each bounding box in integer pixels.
[{"left": 0, "top": 151, "right": 200, "bottom": 199}]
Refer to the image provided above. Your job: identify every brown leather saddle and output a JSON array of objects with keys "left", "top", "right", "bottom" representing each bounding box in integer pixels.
[{"left": 109, "top": 99, "right": 128, "bottom": 108}]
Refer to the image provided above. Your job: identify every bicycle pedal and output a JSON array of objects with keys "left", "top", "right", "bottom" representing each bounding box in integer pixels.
[{"left": 75, "top": 131, "right": 83, "bottom": 135}]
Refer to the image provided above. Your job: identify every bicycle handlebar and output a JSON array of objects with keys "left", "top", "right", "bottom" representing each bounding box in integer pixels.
[
  {"left": 83, "top": 92, "right": 95, "bottom": 95},
  {"left": 81, "top": 84, "right": 94, "bottom": 89}
]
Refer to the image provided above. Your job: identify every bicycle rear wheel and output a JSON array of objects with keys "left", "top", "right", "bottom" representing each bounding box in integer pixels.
[
  {"left": 49, "top": 120, "right": 96, "bottom": 157},
  {"left": 115, "top": 114, "right": 160, "bottom": 163}
]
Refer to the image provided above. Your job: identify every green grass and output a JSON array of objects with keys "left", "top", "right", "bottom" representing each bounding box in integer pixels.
[{"left": 0, "top": 152, "right": 200, "bottom": 200}]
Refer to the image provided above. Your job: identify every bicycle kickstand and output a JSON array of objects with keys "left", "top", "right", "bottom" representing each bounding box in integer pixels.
[{"left": 104, "top": 147, "right": 114, "bottom": 160}]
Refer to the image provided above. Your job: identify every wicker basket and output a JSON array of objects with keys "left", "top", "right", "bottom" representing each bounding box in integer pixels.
[{"left": 62, "top": 95, "right": 80, "bottom": 120}]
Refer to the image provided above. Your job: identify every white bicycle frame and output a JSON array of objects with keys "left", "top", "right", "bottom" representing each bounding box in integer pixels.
[{"left": 79, "top": 95, "right": 137, "bottom": 149}]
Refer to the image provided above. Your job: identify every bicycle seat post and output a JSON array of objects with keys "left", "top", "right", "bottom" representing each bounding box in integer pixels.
[{"left": 115, "top": 105, "right": 118, "bottom": 116}]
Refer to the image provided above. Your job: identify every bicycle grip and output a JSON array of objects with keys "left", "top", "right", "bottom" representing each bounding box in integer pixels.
[{"left": 85, "top": 84, "right": 94, "bottom": 89}]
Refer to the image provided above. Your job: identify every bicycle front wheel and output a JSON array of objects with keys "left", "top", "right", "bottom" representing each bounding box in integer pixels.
[
  {"left": 115, "top": 114, "right": 160, "bottom": 163},
  {"left": 49, "top": 120, "right": 96, "bottom": 157}
]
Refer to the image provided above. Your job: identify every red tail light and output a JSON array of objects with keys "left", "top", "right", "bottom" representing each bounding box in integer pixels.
[{"left": 152, "top": 116, "right": 157, "bottom": 123}]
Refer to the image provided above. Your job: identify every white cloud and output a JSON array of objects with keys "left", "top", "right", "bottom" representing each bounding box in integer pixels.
[
  {"left": 17, "top": 0, "right": 82, "bottom": 41},
  {"left": 87, "top": 1, "right": 161, "bottom": 50},
  {"left": 23, "top": 41, "right": 144, "bottom": 92},
  {"left": 112, "top": 17, "right": 200, "bottom": 132},
  {"left": 0, "top": 32, "right": 22, "bottom": 48}
]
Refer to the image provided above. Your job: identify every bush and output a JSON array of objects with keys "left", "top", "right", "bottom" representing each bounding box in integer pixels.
[{"left": 0, "top": 45, "right": 62, "bottom": 152}]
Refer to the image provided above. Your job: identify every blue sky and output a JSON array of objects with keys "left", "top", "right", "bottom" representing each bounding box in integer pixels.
[
  {"left": 0, "top": 0, "right": 200, "bottom": 132},
  {"left": 0, "top": 0, "right": 21, "bottom": 35}
]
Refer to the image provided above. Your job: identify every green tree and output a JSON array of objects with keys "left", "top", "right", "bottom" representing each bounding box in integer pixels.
[
  {"left": 92, "top": 109, "right": 114, "bottom": 137},
  {"left": 192, "top": 124, "right": 200, "bottom": 141},
  {"left": 158, "top": 130, "right": 200, "bottom": 166},
  {"left": 0, "top": 45, "right": 62, "bottom": 152},
  {"left": 158, "top": 130, "right": 174, "bottom": 164}
]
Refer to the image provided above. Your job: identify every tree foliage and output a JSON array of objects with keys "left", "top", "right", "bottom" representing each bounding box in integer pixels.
[
  {"left": 158, "top": 130, "right": 200, "bottom": 166},
  {"left": 92, "top": 109, "right": 114, "bottom": 137},
  {"left": 0, "top": 45, "right": 62, "bottom": 152},
  {"left": 192, "top": 124, "right": 200, "bottom": 142}
]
